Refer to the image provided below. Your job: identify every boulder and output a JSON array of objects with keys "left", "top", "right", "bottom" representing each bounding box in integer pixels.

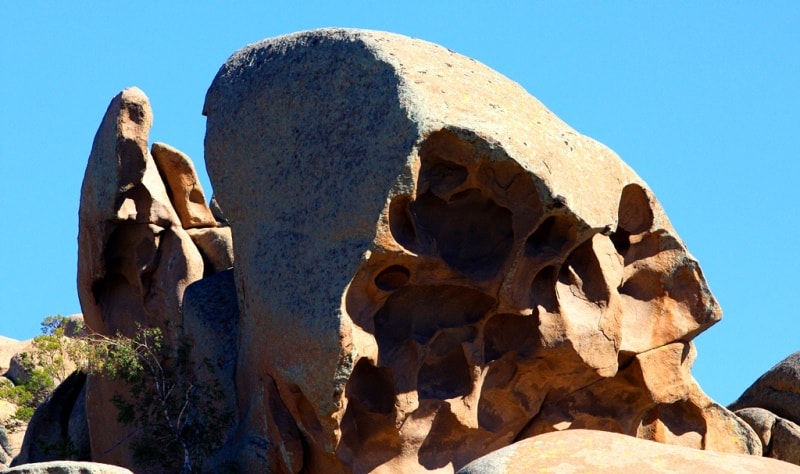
[
  {"left": 736, "top": 406, "right": 800, "bottom": 466},
  {"left": 457, "top": 429, "right": 800, "bottom": 474},
  {"left": 76, "top": 87, "right": 204, "bottom": 468},
  {"left": 203, "top": 28, "right": 750, "bottom": 472},
  {"left": 0, "top": 337, "right": 31, "bottom": 375},
  {"left": 12, "top": 371, "right": 89, "bottom": 466},
  {"left": 209, "top": 195, "right": 228, "bottom": 226},
  {"left": 3, "top": 461, "right": 133, "bottom": 474},
  {"left": 6, "top": 353, "right": 32, "bottom": 386},
  {"left": 1, "top": 424, "right": 12, "bottom": 467},
  {"left": 150, "top": 142, "right": 217, "bottom": 229},
  {"left": 59, "top": 315, "right": 87, "bottom": 338},
  {"left": 730, "top": 351, "right": 800, "bottom": 425},
  {"left": 180, "top": 269, "right": 239, "bottom": 470},
  {"left": 186, "top": 227, "right": 234, "bottom": 274}
]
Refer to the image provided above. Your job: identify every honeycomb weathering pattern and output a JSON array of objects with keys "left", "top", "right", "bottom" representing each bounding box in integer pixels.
[{"left": 203, "top": 29, "right": 753, "bottom": 472}]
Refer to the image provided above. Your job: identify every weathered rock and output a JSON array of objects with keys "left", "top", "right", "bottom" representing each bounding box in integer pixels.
[
  {"left": 180, "top": 269, "right": 239, "bottom": 470},
  {"left": 0, "top": 337, "right": 31, "bottom": 375},
  {"left": 731, "top": 351, "right": 800, "bottom": 425},
  {"left": 1, "top": 424, "right": 12, "bottom": 467},
  {"left": 3, "top": 461, "right": 133, "bottom": 474},
  {"left": 771, "top": 418, "right": 800, "bottom": 465},
  {"left": 60, "top": 315, "right": 87, "bottom": 338},
  {"left": 151, "top": 142, "right": 217, "bottom": 229},
  {"left": 6, "top": 353, "right": 32, "bottom": 386},
  {"left": 209, "top": 195, "right": 228, "bottom": 226},
  {"left": 736, "top": 406, "right": 800, "bottom": 466},
  {"left": 737, "top": 407, "right": 778, "bottom": 452},
  {"left": 1, "top": 387, "right": 24, "bottom": 469},
  {"left": 76, "top": 87, "right": 204, "bottom": 468},
  {"left": 66, "top": 382, "right": 89, "bottom": 463},
  {"left": 204, "top": 29, "right": 744, "bottom": 472},
  {"left": 12, "top": 371, "right": 89, "bottom": 466},
  {"left": 186, "top": 227, "right": 234, "bottom": 274},
  {"left": 457, "top": 429, "right": 800, "bottom": 474}
]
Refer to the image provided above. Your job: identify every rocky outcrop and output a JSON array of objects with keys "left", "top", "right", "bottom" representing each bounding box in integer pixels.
[
  {"left": 1, "top": 337, "right": 34, "bottom": 468},
  {"left": 3, "top": 461, "right": 133, "bottom": 474},
  {"left": 1, "top": 424, "right": 13, "bottom": 467},
  {"left": 731, "top": 351, "right": 800, "bottom": 424},
  {"left": 76, "top": 87, "right": 232, "bottom": 469},
  {"left": 203, "top": 28, "right": 755, "bottom": 472},
  {"left": 12, "top": 371, "right": 89, "bottom": 466},
  {"left": 731, "top": 352, "right": 800, "bottom": 466},
  {"left": 457, "top": 429, "right": 800, "bottom": 474},
  {"left": 150, "top": 142, "right": 217, "bottom": 229}
]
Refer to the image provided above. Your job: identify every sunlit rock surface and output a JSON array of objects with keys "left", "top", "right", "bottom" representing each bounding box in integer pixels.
[{"left": 203, "top": 28, "right": 754, "bottom": 472}]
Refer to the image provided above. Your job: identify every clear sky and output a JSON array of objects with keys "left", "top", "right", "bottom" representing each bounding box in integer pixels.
[{"left": 1, "top": 2, "right": 798, "bottom": 406}]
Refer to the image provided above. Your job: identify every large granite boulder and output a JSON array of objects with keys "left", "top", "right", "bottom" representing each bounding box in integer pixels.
[
  {"left": 457, "top": 429, "right": 800, "bottom": 474},
  {"left": 203, "top": 28, "right": 754, "bottom": 472}
]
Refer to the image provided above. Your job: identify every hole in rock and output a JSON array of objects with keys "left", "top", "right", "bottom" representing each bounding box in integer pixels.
[
  {"left": 422, "top": 157, "right": 469, "bottom": 197},
  {"left": 558, "top": 238, "right": 609, "bottom": 305},
  {"left": 429, "top": 326, "right": 477, "bottom": 357},
  {"left": 530, "top": 266, "right": 558, "bottom": 313},
  {"left": 610, "top": 229, "right": 631, "bottom": 254},
  {"left": 617, "top": 183, "right": 654, "bottom": 234},
  {"left": 374, "top": 265, "right": 411, "bottom": 292},
  {"left": 410, "top": 189, "right": 514, "bottom": 281},
  {"left": 483, "top": 313, "right": 540, "bottom": 362},
  {"left": 418, "top": 346, "right": 473, "bottom": 400},
  {"left": 388, "top": 195, "right": 417, "bottom": 251},
  {"left": 374, "top": 285, "right": 495, "bottom": 347},
  {"left": 347, "top": 359, "right": 395, "bottom": 414},
  {"left": 638, "top": 400, "right": 706, "bottom": 445},
  {"left": 525, "top": 214, "right": 577, "bottom": 260},
  {"left": 482, "top": 355, "right": 518, "bottom": 390},
  {"left": 619, "top": 268, "right": 665, "bottom": 302},
  {"left": 339, "top": 396, "right": 402, "bottom": 470}
]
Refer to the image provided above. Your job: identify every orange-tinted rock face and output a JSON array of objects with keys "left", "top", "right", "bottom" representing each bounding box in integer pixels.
[
  {"left": 338, "top": 130, "right": 755, "bottom": 472},
  {"left": 457, "top": 430, "right": 799, "bottom": 474},
  {"left": 77, "top": 88, "right": 231, "bottom": 470},
  {"left": 202, "top": 28, "right": 756, "bottom": 472}
]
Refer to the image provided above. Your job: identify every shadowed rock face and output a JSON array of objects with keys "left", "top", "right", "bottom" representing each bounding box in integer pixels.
[{"left": 204, "top": 29, "right": 755, "bottom": 472}]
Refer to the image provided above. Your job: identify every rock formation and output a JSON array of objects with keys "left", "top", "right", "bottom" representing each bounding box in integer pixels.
[
  {"left": 2, "top": 337, "right": 35, "bottom": 468},
  {"left": 3, "top": 460, "right": 134, "bottom": 474},
  {"left": 50, "top": 27, "right": 800, "bottom": 473},
  {"left": 12, "top": 372, "right": 89, "bottom": 466},
  {"left": 730, "top": 352, "right": 800, "bottom": 465},
  {"left": 202, "top": 28, "right": 758, "bottom": 472},
  {"left": 76, "top": 87, "right": 233, "bottom": 469},
  {"left": 457, "top": 429, "right": 800, "bottom": 473}
]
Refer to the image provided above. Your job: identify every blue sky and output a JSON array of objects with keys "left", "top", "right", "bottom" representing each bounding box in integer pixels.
[{"left": 1, "top": 2, "right": 798, "bottom": 406}]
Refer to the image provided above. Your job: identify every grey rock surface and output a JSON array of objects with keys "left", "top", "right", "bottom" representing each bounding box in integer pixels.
[
  {"left": 736, "top": 406, "right": 800, "bottom": 466},
  {"left": 12, "top": 372, "right": 88, "bottom": 466},
  {"left": 730, "top": 351, "right": 800, "bottom": 424},
  {"left": 5, "top": 355, "right": 31, "bottom": 386},
  {"left": 2, "top": 461, "right": 133, "bottom": 474},
  {"left": 0, "top": 425, "right": 12, "bottom": 466}
]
